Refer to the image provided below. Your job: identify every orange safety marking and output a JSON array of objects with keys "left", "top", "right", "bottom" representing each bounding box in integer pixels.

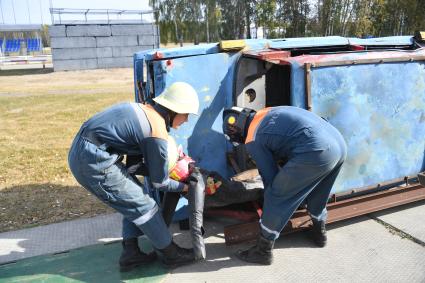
[
  {"left": 245, "top": 108, "right": 271, "bottom": 144},
  {"left": 139, "top": 104, "right": 168, "bottom": 140}
]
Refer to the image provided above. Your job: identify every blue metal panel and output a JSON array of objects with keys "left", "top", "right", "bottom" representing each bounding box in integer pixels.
[
  {"left": 290, "top": 61, "right": 307, "bottom": 108},
  {"left": 310, "top": 61, "right": 425, "bottom": 193},
  {"left": 348, "top": 36, "right": 413, "bottom": 46},
  {"left": 137, "top": 37, "right": 351, "bottom": 62},
  {"left": 151, "top": 52, "right": 240, "bottom": 178},
  {"left": 140, "top": 43, "right": 220, "bottom": 60},
  {"left": 135, "top": 35, "right": 424, "bottom": 195},
  {"left": 269, "top": 36, "right": 349, "bottom": 49}
]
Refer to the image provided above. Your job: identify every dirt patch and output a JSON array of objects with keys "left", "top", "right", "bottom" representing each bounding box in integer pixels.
[{"left": 0, "top": 184, "right": 113, "bottom": 233}]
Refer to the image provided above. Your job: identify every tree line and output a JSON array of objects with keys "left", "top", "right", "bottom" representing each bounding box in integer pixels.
[{"left": 150, "top": 0, "right": 425, "bottom": 45}]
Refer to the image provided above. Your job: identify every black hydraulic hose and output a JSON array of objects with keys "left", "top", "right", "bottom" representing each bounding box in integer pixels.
[{"left": 187, "top": 167, "right": 206, "bottom": 260}]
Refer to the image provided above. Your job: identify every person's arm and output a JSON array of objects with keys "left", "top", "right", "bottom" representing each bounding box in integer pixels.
[
  {"left": 143, "top": 137, "right": 186, "bottom": 192},
  {"left": 246, "top": 138, "right": 279, "bottom": 189}
]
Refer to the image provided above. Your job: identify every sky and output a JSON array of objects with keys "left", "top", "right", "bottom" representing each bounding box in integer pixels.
[{"left": 0, "top": 0, "right": 152, "bottom": 25}]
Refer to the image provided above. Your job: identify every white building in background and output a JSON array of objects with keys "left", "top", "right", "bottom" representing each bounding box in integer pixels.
[{"left": 250, "top": 24, "right": 264, "bottom": 39}]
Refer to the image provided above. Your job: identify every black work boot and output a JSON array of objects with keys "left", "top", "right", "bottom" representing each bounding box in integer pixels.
[
  {"left": 310, "top": 219, "right": 327, "bottom": 247},
  {"left": 157, "top": 241, "right": 195, "bottom": 267},
  {"left": 235, "top": 235, "right": 274, "bottom": 265},
  {"left": 119, "top": 238, "right": 157, "bottom": 272}
]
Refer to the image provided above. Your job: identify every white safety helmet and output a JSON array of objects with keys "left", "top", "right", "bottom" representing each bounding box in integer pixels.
[
  {"left": 167, "top": 135, "right": 179, "bottom": 173},
  {"left": 153, "top": 82, "right": 199, "bottom": 115}
]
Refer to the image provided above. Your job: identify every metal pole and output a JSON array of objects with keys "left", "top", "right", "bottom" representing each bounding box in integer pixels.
[
  {"left": 0, "top": 0, "right": 4, "bottom": 24},
  {"left": 12, "top": 0, "right": 16, "bottom": 24},
  {"left": 0, "top": 0, "right": 3, "bottom": 24},
  {"left": 39, "top": 0, "right": 44, "bottom": 24},
  {"left": 49, "top": 0, "right": 53, "bottom": 24},
  {"left": 304, "top": 63, "right": 312, "bottom": 111},
  {"left": 27, "top": 0, "right": 31, "bottom": 23}
]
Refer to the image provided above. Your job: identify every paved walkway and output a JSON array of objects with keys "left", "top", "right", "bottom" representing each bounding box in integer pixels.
[{"left": 0, "top": 201, "right": 424, "bottom": 282}]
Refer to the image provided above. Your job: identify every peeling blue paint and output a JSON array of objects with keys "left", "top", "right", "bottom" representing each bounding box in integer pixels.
[{"left": 311, "top": 61, "right": 425, "bottom": 192}]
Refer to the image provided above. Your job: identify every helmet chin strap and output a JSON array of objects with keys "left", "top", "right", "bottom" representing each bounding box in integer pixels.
[
  {"left": 169, "top": 111, "right": 177, "bottom": 129},
  {"left": 153, "top": 103, "right": 174, "bottom": 132}
]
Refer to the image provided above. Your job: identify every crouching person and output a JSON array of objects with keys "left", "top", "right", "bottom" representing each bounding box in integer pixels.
[
  {"left": 68, "top": 82, "right": 199, "bottom": 272},
  {"left": 222, "top": 106, "right": 347, "bottom": 265}
]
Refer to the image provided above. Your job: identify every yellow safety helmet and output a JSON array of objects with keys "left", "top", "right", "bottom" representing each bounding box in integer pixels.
[
  {"left": 167, "top": 135, "right": 179, "bottom": 173},
  {"left": 153, "top": 82, "right": 199, "bottom": 115}
]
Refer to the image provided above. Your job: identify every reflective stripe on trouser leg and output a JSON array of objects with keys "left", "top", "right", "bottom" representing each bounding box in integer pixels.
[
  {"left": 259, "top": 219, "right": 280, "bottom": 240},
  {"left": 309, "top": 210, "right": 328, "bottom": 223},
  {"left": 134, "top": 209, "right": 172, "bottom": 249},
  {"left": 68, "top": 143, "right": 166, "bottom": 245}
]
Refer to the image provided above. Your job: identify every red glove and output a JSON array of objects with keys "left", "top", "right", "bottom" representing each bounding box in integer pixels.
[{"left": 169, "top": 154, "right": 195, "bottom": 181}]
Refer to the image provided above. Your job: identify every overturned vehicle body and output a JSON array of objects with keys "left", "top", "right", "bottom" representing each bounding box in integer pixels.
[{"left": 133, "top": 35, "right": 425, "bottom": 244}]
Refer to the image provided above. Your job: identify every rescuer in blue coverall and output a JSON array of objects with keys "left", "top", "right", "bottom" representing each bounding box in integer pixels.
[
  {"left": 68, "top": 82, "right": 199, "bottom": 272},
  {"left": 223, "top": 106, "right": 347, "bottom": 265}
]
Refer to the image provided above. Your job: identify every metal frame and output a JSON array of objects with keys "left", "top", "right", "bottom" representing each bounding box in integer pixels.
[
  {"left": 304, "top": 63, "right": 312, "bottom": 111},
  {"left": 49, "top": 8, "right": 156, "bottom": 25}
]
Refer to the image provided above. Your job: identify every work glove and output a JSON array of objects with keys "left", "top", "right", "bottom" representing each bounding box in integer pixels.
[{"left": 169, "top": 154, "right": 195, "bottom": 182}]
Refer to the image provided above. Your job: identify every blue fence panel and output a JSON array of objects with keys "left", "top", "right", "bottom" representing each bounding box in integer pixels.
[
  {"left": 14, "top": 39, "right": 20, "bottom": 52},
  {"left": 26, "top": 38, "right": 32, "bottom": 51},
  {"left": 26, "top": 38, "right": 41, "bottom": 52},
  {"left": 5, "top": 39, "right": 21, "bottom": 52}
]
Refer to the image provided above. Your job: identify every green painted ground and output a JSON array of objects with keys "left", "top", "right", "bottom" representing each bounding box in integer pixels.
[{"left": 0, "top": 241, "right": 168, "bottom": 283}]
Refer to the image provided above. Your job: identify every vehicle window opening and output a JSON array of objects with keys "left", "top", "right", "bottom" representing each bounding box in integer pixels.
[{"left": 235, "top": 57, "right": 291, "bottom": 110}]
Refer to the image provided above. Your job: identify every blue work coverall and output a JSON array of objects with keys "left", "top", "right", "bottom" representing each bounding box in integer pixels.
[
  {"left": 245, "top": 106, "right": 347, "bottom": 240},
  {"left": 68, "top": 102, "right": 184, "bottom": 249}
]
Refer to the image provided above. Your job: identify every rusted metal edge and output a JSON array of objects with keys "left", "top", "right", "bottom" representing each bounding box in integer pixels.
[
  {"left": 304, "top": 63, "right": 312, "bottom": 111},
  {"left": 330, "top": 174, "right": 420, "bottom": 202},
  {"left": 224, "top": 183, "right": 425, "bottom": 245},
  {"left": 310, "top": 55, "right": 425, "bottom": 68}
]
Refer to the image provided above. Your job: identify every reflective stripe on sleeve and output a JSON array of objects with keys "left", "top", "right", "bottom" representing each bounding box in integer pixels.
[
  {"left": 245, "top": 108, "right": 271, "bottom": 144},
  {"left": 152, "top": 179, "right": 170, "bottom": 190}
]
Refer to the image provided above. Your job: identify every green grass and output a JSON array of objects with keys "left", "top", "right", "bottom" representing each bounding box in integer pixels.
[{"left": 0, "top": 68, "right": 135, "bottom": 232}]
